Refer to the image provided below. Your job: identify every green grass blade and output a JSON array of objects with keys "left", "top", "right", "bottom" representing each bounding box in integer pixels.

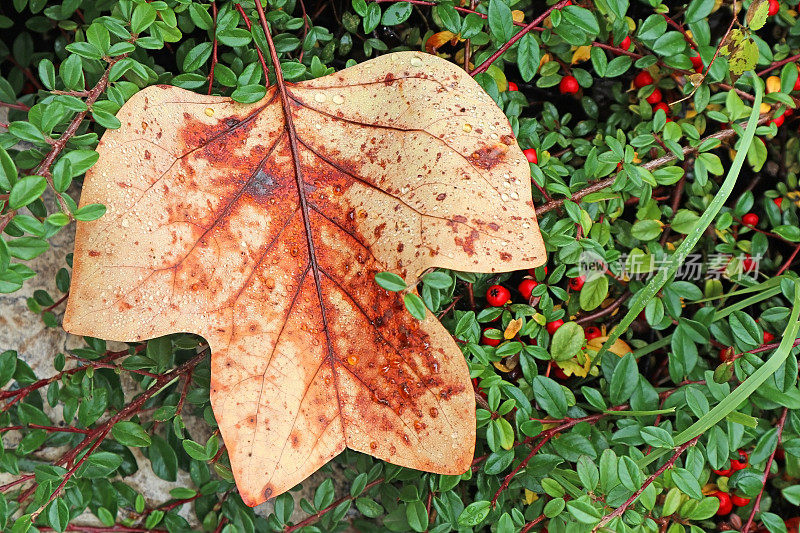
[
  {"left": 695, "top": 275, "right": 784, "bottom": 303},
  {"left": 639, "top": 282, "right": 800, "bottom": 468},
  {"left": 596, "top": 73, "right": 764, "bottom": 361}
]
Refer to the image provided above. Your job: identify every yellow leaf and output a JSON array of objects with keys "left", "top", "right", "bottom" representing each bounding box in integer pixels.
[
  {"left": 766, "top": 75, "right": 782, "bottom": 94},
  {"left": 587, "top": 336, "right": 632, "bottom": 357},
  {"left": 486, "top": 64, "right": 508, "bottom": 92},
  {"left": 571, "top": 46, "right": 592, "bottom": 64},
  {"left": 539, "top": 53, "right": 551, "bottom": 68},
  {"left": 493, "top": 360, "right": 512, "bottom": 372},
  {"left": 556, "top": 354, "right": 592, "bottom": 378},
  {"left": 524, "top": 489, "right": 538, "bottom": 504},
  {"left": 505, "top": 318, "right": 523, "bottom": 339},
  {"left": 425, "top": 31, "right": 457, "bottom": 53},
  {"left": 511, "top": 10, "right": 525, "bottom": 23}
]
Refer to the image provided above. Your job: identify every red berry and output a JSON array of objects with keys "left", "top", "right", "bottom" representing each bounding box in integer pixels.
[
  {"left": 486, "top": 285, "right": 511, "bottom": 307},
  {"left": 620, "top": 36, "right": 631, "bottom": 50},
  {"left": 764, "top": 330, "right": 775, "bottom": 343},
  {"left": 645, "top": 88, "right": 662, "bottom": 104},
  {"left": 787, "top": 517, "right": 800, "bottom": 533},
  {"left": 713, "top": 464, "right": 733, "bottom": 476},
  {"left": 742, "top": 213, "right": 759, "bottom": 226},
  {"left": 768, "top": 0, "right": 779, "bottom": 16},
  {"left": 585, "top": 326, "right": 602, "bottom": 340},
  {"left": 518, "top": 278, "right": 539, "bottom": 299},
  {"left": 528, "top": 266, "right": 548, "bottom": 276},
  {"left": 552, "top": 365, "right": 569, "bottom": 380},
  {"left": 772, "top": 113, "right": 785, "bottom": 127},
  {"left": 731, "top": 494, "right": 751, "bottom": 507},
  {"left": 713, "top": 491, "right": 733, "bottom": 515},
  {"left": 507, "top": 81, "right": 518, "bottom": 91},
  {"left": 568, "top": 276, "right": 586, "bottom": 290},
  {"left": 731, "top": 449, "right": 749, "bottom": 471},
  {"left": 794, "top": 75, "right": 800, "bottom": 91},
  {"left": 742, "top": 255, "right": 757, "bottom": 272},
  {"left": 523, "top": 148, "right": 538, "bottom": 164},
  {"left": 546, "top": 319, "right": 564, "bottom": 335},
  {"left": 559, "top": 75, "right": 580, "bottom": 95},
  {"left": 481, "top": 328, "right": 501, "bottom": 347},
  {"left": 719, "top": 347, "right": 734, "bottom": 362},
  {"left": 774, "top": 197, "right": 784, "bottom": 209},
  {"left": 690, "top": 55, "right": 704, "bottom": 72},
  {"left": 634, "top": 70, "right": 654, "bottom": 88},
  {"left": 653, "top": 102, "right": 670, "bottom": 115}
]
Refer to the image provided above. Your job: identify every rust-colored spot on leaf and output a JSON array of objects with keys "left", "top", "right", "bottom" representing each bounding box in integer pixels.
[{"left": 63, "top": 52, "right": 545, "bottom": 507}]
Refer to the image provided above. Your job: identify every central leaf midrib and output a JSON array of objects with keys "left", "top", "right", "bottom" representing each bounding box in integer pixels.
[{"left": 273, "top": 80, "right": 347, "bottom": 438}]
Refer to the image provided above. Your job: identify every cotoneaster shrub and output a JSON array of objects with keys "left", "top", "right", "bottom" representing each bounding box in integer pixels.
[{"left": 1, "top": 0, "right": 800, "bottom": 532}]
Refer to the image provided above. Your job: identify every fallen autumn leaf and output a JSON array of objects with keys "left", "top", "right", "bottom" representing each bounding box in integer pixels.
[{"left": 63, "top": 51, "right": 545, "bottom": 506}]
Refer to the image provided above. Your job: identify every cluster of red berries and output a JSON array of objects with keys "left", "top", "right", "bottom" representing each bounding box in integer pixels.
[
  {"left": 481, "top": 270, "right": 588, "bottom": 345},
  {"left": 633, "top": 71, "right": 672, "bottom": 118},
  {"left": 710, "top": 450, "right": 751, "bottom": 515}
]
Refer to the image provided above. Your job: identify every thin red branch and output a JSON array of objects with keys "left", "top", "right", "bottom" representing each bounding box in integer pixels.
[
  {"left": 491, "top": 412, "right": 607, "bottom": 506},
  {"left": 596, "top": 436, "right": 700, "bottom": 528},
  {"left": 742, "top": 408, "right": 788, "bottom": 533},
  {"left": 0, "top": 101, "right": 29, "bottom": 111},
  {"left": 575, "top": 291, "right": 630, "bottom": 325},
  {"left": 5, "top": 55, "right": 43, "bottom": 91},
  {"left": 520, "top": 513, "right": 547, "bottom": 533},
  {"left": 757, "top": 53, "right": 800, "bottom": 77},
  {"left": 535, "top": 116, "right": 769, "bottom": 215},
  {"left": 778, "top": 244, "right": 800, "bottom": 276},
  {"left": 208, "top": 1, "right": 218, "bottom": 95},
  {"left": 42, "top": 292, "right": 69, "bottom": 313},
  {"left": 661, "top": 13, "right": 697, "bottom": 49},
  {"left": 471, "top": 0, "right": 570, "bottom": 76},
  {"left": 2, "top": 350, "right": 207, "bottom": 502},
  {"left": 371, "top": 0, "right": 527, "bottom": 27},
  {"left": 284, "top": 478, "right": 384, "bottom": 531},
  {"left": 28, "top": 424, "right": 90, "bottom": 434},
  {"left": 235, "top": 3, "right": 270, "bottom": 85},
  {"left": 32, "top": 427, "right": 111, "bottom": 520}
]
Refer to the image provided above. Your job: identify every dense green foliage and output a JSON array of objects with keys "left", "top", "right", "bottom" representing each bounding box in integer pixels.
[{"left": 1, "top": 0, "right": 800, "bottom": 532}]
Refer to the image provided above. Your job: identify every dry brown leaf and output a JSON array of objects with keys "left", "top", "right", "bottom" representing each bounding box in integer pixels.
[
  {"left": 425, "top": 30, "right": 458, "bottom": 53},
  {"left": 63, "top": 51, "right": 545, "bottom": 506}
]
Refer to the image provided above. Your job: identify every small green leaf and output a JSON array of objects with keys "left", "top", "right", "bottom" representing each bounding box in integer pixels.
[
  {"left": 9, "top": 176, "right": 47, "bottom": 210},
  {"left": 112, "top": 421, "right": 152, "bottom": 447},
  {"left": 375, "top": 271, "right": 407, "bottom": 291},
  {"left": 458, "top": 500, "right": 490, "bottom": 527}
]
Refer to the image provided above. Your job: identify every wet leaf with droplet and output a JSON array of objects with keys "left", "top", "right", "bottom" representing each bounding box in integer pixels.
[{"left": 63, "top": 51, "right": 545, "bottom": 506}]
